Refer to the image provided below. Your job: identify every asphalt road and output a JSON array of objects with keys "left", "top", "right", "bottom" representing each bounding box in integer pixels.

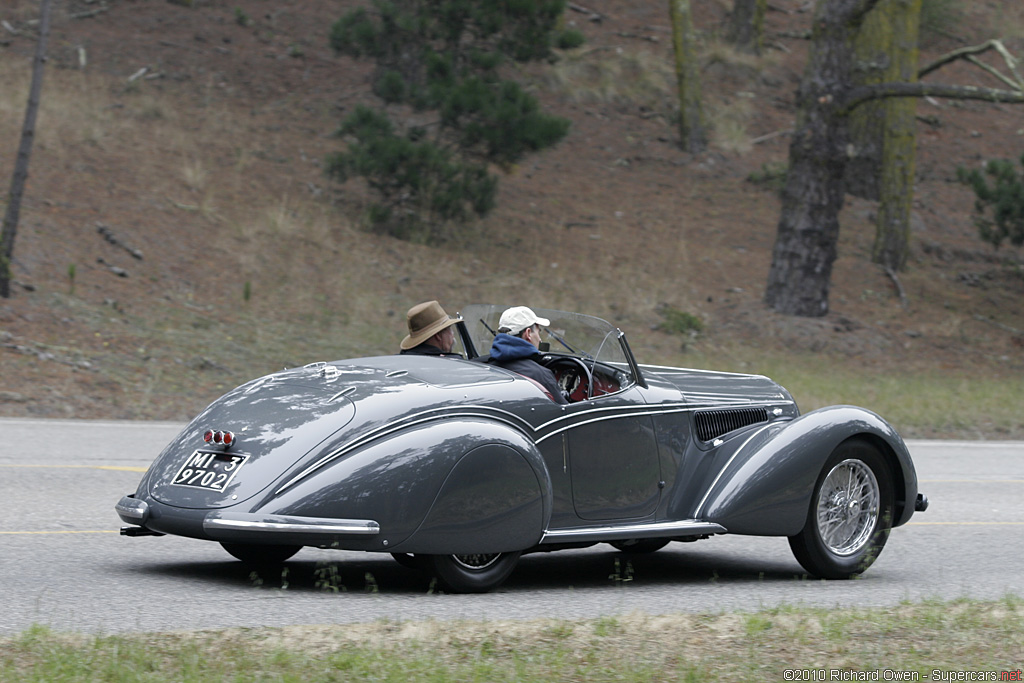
[{"left": 1, "top": 418, "right": 1022, "bottom": 636}]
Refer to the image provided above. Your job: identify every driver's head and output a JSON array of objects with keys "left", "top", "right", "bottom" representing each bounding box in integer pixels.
[{"left": 498, "top": 306, "right": 549, "bottom": 349}]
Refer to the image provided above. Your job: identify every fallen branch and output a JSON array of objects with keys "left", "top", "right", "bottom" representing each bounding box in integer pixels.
[
  {"left": 751, "top": 128, "right": 793, "bottom": 145},
  {"left": 96, "top": 223, "right": 144, "bottom": 260},
  {"left": 127, "top": 66, "right": 148, "bottom": 83},
  {"left": 567, "top": 2, "right": 604, "bottom": 22},
  {"left": 159, "top": 39, "right": 207, "bottom": 54},
  {"left": 24, "top": 5, "right": 108, "bottom": 24},
  {"left": 973, "top": 315, "right": 1023, "bottom": 336},
  {"left": 883, "top": 266, "right": 908, "bottom": 308}
]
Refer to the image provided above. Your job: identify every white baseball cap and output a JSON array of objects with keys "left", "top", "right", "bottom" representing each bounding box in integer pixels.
[{"left": 498, "top": 306, "right": 550, "bottom": 335}]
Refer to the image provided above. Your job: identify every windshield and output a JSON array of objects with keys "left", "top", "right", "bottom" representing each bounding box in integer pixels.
[{"left": 459, "top": 304, "right": 633, "bottom": 373}]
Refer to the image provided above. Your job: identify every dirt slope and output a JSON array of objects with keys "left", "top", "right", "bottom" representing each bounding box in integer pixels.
[{"left": 0, "top": 0, "right": 1021, "bottom": 424}]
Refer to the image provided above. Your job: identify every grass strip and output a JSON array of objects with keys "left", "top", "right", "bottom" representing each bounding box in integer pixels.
[{"left": 1, "top": 597, "right": 1021, "bottom": 682}]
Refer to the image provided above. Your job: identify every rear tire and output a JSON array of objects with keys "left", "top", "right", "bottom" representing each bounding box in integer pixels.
[
  {"left": 390, "top": 553, "right": 426, "bottom": 570},
  {"left": 220, "top": 542, "right": 301, "bottom": 565},
  {"left": 427, "top": 552, "right": 521, "bottom": 593},
  {"left": 610, "top": 539, "right": 670, "bottom": 554},
  {"left": 788, "top": 439, "right": 893, "bottom": 579}
]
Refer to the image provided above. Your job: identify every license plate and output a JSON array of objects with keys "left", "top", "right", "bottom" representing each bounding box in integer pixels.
[{"left": 171, "top": 450, "right": 249, "bottom": 492}]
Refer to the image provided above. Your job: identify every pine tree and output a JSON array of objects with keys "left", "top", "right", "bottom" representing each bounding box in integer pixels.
[{"left": 328, "top": 1, "right": 573, "bottom": 242}]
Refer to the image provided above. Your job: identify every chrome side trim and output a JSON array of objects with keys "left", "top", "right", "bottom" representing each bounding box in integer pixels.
[
  {"left": 640, "top": 364, "right": 769, "bottom": 379},
  {"left": 693, "top": 423, "right": 774, "bottom": 519},
  {"left": 277, "top": 400, "right": 794, "bottom": 494},
  {"left": 204, "top": 513, "right": 380, "bottom": 536},
  {"left": 532, "top": 401, "right": 792, "bottom": 444},
  {"left": 540, "top": 520, "right": 726, "bottom": 544}
]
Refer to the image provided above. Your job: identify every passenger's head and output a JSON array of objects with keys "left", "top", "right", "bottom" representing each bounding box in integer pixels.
[{"left": 401, "top": 301, "right": 459, "bottom": 352}]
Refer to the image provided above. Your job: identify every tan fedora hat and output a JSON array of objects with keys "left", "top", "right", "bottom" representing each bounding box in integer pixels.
[{"left": 400, "top": 301, "right": 460, "bottom": 350}]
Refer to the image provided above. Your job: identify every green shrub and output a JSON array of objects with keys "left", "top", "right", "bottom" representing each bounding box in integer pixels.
[
  {"left": 327, "top": 106, "right": 497, "bottom": 243},
  {"left": 657, "top": 306, "right": 705, "bottom": 335},
  {"left": 747, "top": 161, "right": 788, "bottom": 194},
  {"left": 327, "top": 0, "right": 571, "bottom": 242},
  {"left": 557, "top": 28, "right": 586, "bottom": 50},
  {"left": 957, "top": 154, "right": 1024, "bottom": 249}
]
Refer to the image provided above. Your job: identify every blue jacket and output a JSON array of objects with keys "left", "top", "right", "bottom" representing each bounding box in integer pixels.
[{"left": 489, "top": 334, "right": 568, "bottom": 404}]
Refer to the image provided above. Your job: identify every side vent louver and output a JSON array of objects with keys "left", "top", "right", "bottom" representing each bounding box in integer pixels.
[{"left": 694, "top": 407, "right": 770, "bottom": 443}]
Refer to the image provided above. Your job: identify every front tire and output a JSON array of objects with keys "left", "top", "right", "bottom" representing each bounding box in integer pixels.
[
  {"left": 427, "top": 552, "right": 521, "bottom": 593},
  {"left": 220, "top": 542, "right": 301, "bottom": 565},
  {"left": 788, "top": 439, "right": 894, "bottom": 579}
]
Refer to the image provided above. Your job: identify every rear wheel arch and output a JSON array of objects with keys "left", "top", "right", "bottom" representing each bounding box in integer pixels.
[{"left": 393, "top": 440, "right": 549, "bottom": 554}]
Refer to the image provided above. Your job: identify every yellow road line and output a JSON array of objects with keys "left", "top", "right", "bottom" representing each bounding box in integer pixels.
[
  {"left": 0, "top": 530, "right": 119, "bottom": 535},
  {"left": 908, "top": 521, "right": 1024, "bottom": 526},
  {"left": 0, "top": 464, "right": 147, "bottom": 472},
  {"left": 921, "top": 479, "right": 1024, "bottom": 483}
]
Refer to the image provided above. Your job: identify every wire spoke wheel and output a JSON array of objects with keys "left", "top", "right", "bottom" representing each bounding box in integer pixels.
[
  {"left": 789, "top": 439, "right": 894, "bottom": 579},
  {"left": 428, "top": 551, "right": 521, "bottom": 593},
  {"left": 815, "top": 459, "right": 880, "bottom": 556},
  {"left": 451, "top": 553, "right": 502, "bottom": 570}
]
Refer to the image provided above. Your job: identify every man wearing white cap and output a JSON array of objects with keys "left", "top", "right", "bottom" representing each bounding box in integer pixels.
[{"left": 488, "top": 306, "right": 568, "bottom": 404}]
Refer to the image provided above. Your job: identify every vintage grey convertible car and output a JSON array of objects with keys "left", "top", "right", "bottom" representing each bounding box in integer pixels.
[{"left": 117, "top": 305, "right": 928, "bottom": 592}]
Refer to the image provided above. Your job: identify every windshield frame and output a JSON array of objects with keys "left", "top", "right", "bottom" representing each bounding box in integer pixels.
[{"left": 456, "top": 304, "right": 646, "bottom": 392}]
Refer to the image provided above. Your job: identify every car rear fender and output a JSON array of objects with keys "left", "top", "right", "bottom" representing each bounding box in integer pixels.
[
  {"left": 256, "top": 418, "right": 552, "bottom": 553},
  {"left": 695, "top": 405, "right": 918, "bottom": 536}
]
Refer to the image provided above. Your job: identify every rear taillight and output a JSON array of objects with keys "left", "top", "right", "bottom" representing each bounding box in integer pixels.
[{"left": 202, "top": 429, "right": 236, "bottom": 448}]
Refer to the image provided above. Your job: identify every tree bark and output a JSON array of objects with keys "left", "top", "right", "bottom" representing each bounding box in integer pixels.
[
  {"left": 764, "top": 0, "right": 1024, "bottom": 317},
  {"left": 764, "top": 0, "right": 881, "bottom": 317},
  {"left": 871, "top": 0, "right": 921, "bottom": 270},
  {"left": 1, "top": 0, "right": 53, "bottom": 299},
  {"left": 845, "top": 0, "right": 920, "bottom": 200},
  {"left": 728, "top": 0, "right": 767, "bottom": 55},
  {"left": 668, "top": 0, "right": 706, "bottom": 153}
]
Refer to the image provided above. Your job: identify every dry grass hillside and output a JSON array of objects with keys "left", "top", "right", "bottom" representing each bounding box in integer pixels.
[{"left": 0, "top": 0, "right": 1021, "bottom": 436}]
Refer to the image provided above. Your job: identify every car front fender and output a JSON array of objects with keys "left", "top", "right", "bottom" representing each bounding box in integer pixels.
[
  {"left": 256, "top": 418, "right": 552, "bottom": 554},
  {"left": 695, "top": 405, "right": 918, "bottom": 536}
]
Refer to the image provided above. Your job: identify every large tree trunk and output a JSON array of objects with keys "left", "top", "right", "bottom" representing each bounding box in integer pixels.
[
  {"left": 871, "top": 0, "right": 921, "bottom": 270},
  {"left": 668, "top": 0, "right": 706, "bottom": 153},
  {"left": 727, "top": 0, "right": 767, "bottom": 55},
  {"left": 1, "top": 0, "right": 53, "bottom": 299},
  {"left": 845, "top": 0, "right": 893, "bottom": 200},
  {"left": 764, "top": 0, "right": 879, "bottom": 317}
]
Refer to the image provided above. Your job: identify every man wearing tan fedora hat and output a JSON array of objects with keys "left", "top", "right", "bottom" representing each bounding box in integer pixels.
[{"left": 399, "top": 301, "right": 462, "bottom": 357}]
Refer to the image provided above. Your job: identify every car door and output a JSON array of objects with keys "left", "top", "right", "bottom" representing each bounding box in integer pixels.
[{"left": 563, "top": 386, "right": 662, "bottom": 521}]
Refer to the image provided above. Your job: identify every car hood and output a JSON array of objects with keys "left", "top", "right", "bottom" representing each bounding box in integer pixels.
[
  {"left": 144, "top": 357, "right": 515, "bottom": 509},
  {"left": 640, "top": 365, "right": 794, "bottom": 408}
]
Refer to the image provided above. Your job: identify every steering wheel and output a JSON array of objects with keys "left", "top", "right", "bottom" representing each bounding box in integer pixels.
[{"left": 543, "top": 356, "right": 593, "bottom": 403}]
